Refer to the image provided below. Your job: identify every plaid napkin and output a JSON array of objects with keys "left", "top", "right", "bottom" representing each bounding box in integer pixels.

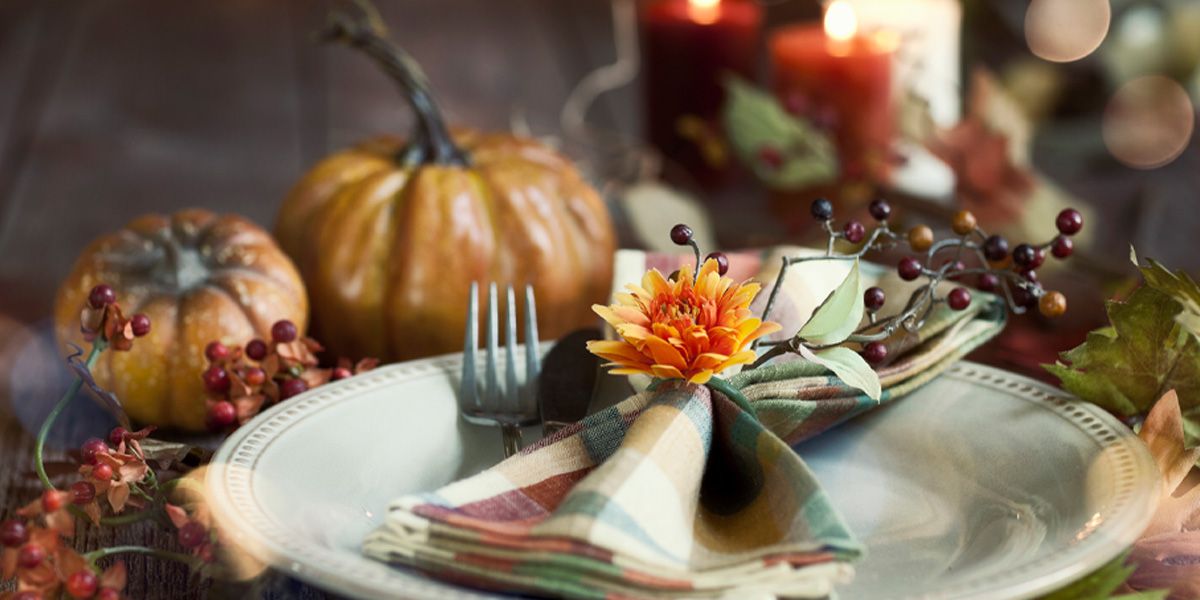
[{"left": 363, "top": 247, "right": 1007, "bottom": 599}]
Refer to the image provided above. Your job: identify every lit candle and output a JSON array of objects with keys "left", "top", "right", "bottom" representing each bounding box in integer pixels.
[
  {"left": 769, "top": 1, "right": 897, "bottom": 182},
  {"left": 641, "top": 0, "right": 764, "bottom": 186}
]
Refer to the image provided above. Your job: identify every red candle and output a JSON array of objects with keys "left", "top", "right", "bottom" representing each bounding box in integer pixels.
[
  {"left": 769, "top": 1, "right": 896, "bottom": 182},
  {"left": 642, "top": 0, "right": 763, "bottom": 186}
]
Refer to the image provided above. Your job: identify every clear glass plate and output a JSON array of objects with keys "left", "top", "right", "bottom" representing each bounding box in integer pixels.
[{"left": 205, "top": 356, "right": 1157, "bottom": 600}]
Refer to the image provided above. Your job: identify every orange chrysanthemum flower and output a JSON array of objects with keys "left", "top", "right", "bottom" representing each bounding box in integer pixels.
[{"left": 587, "top": 259, "right": 781, "bottom": 385}]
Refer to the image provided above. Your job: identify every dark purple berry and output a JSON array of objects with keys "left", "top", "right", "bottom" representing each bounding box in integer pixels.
[
  {"left": 178, "top": 521, "right": 207, "bottom": 549},
  {"left": 279, "top": 378, "right": 309, "bottom": 400},
  {"left": 942, "top": 260, "right": 966, "bottom": 280},
  {"left": 983, "top": 235, "right": 1009, "bottom": 262},
  {"left": 203, "top": 366, "right": 230, "bottom": 393},
  {"left": 271, "top": 320, "right": 298, "bottom": 344},
  {"left": 0, "top": 520, "right": 28, "bottom": 547},
  {"left": 88, "top": 284, "right": 116, "bottom": 309},
  {"left": 670, "top": 224, "right": 693, "bottom": 246},
  {"left": 868, "top": 198, "right": 891, "bottom": 221},
  {"left": 80, "top": 438, "right": 109, "bottom": 466},
  {"left": 810, "top": 197, "right": 833, "bottom": 221},
  {"left": 245, "top": 339, "right": 268, "bottom": 361},
  {"left": 864, "top": 287, "right": 885, "bottom": 311},
  {"left": 948, "top": 288, "right": 972, "bottom": 311},
  {"left": 108, "top": 427, "right": 127, "bottom": 447},
  {"left": 130, "top": 313, "right": 151, "bottom": 337},
  {"left": 1021, "top": 268, "right": 1039, "bottom": 284},
  {"left": 705, "top": 252, "right": 729, "bottom": 275},
  {"left": 863, "top": 342, "right": 887, "bottom": 364},
  {"left": 17, "top": 543, "right": 44, "bottom": 568},
  {"left": 1012, "top": 244, "right": 1043, "bottom": 268},
  {"left": 1011, "top": 285, "right": 1038, "bottom": 309},
  {"left": 843, "top": 221, "right": 865, "bottom": 244},
  {"left": 898, "top": 257, "right": 922, "bottom": 281},
  {"left": 978, "top": 273, "right": 999, "bottom": 292},
  {"left": 1056, "top": 208, "right": 1083, "bottom": 235},
  {"left": 70, "top": 481, "right": 96, "bottom": 505},
  {"left": 1051, "top": 236, "right": 1074, "bottom": 259}
]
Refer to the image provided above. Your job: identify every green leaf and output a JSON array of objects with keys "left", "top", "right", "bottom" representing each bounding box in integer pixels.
[
  {"left": 1133, "top": 253, "right": 1200, "bottom": 338},
  {"left": 798, "top": 345, "right": 881, "bottom": 401},
  {"left": 1043, "top": 281, "right": 1200, "bottom": 447},
  {"left": 797, "top": 261, "right": 863, "bottom": 346},
  {"left": 721, "top": 76, "right": 838, "bottom": 190},
  {"left": 1034, "top": 549, "right": 1167, "bottom": 600}
]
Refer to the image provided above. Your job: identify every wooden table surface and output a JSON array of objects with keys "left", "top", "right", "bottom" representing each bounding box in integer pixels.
[{"left": 1, "top": 1, "right": 1197, "bottom": 598}]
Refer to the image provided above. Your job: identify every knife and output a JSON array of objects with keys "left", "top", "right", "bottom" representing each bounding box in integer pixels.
[{"left": 538, "top": 327, "right": 603, "bottom": 436}]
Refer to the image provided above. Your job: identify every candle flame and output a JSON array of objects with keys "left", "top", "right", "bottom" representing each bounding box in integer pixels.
[
  {"left": 824, "top": 1, "right": 857, "bottom": 41},
  {"left": 688, "top": 0, "right": 720, "bottom": 25}
]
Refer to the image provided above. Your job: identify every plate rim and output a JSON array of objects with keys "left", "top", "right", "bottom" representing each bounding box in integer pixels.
[{"left": 204, "top": 359, "right": 1160, "bottom": 600}]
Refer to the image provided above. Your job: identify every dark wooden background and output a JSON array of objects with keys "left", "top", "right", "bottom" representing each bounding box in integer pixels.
[{"left": 0, "top": 0, "right": 1197, "bottom": 598}]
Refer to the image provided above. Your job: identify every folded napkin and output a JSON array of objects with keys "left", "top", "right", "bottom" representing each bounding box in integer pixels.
[{"left": 364, "top": 247, "right": 1008, "bottom": 599}]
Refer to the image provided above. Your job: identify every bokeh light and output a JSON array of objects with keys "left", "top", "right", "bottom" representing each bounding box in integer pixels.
[
  {"left": 1103, "top": 75, "right": 1194, "bottom": 169},
  {"left": 1025, "top": 0, "right": 1111, "bottom": 63}
]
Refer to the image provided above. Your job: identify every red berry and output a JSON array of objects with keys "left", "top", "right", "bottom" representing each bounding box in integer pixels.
[
  {"left": 868, "top": 198, "right": 891, "bottom": 221},
  {"left": 898, "top": 257, "right": 923, "bottom": 281},
  {"left": 863, "top": 342, "right": 887, "bottom": 364},
  {"left": 205, "top": 341, "right": 229, "bottom": 362},
  {"left": 207, "top": 401, "right": 237, "bottom": 431},
  {"left": 279, "top": 378, "right": 309, "bottom": 400},
  {"left": 1051, "top": 235, "right": 1074, "bottom": 259},
  {"left": 670, "top": 224, "right": 693, "bottom": 246},
  {"left": 0, "top": 519, "right": 28, "bottom": 547},
  {"left": 978, "top": 273, "right": 999, "bottom": 292},
  {"left": 864, "top": 287, "right": 885, "bottom": 311},
  {"left": 108, "top": 427, "right": 127, "bottom": 447},
  {"left": 331, "top": 367, "right": 353, "bottom": 381},
  {"left": 92, "top": 462, "right": 113, "bottom": 481},
  {"left": 87, "top": 284, "right": 116, "bottom": 309},
  {"left": 80, "top": 437, "right": 109, "bottom": 465},
  {"left": 41, "top": 489, "right": 66, "bottom": 513},
  {"left": 245, "top": 339, "right": 268, "bottom": 361},
  {"left": 178, "top": 521, "right": 207, "bottom": 549},
  {"left": 130, "top": 313, "right": 151, "bottom": 337},
  {"left": 70, "top": 481, "right": 96, "bottom": 505},
  {"left": 1012, "top": 244, "right": 1043, "bottom": 268},
  {"left": 941, "top": 260, "right": 966, "bottom": 280},
  {"left": 244, "top": 367, "right": 266, "bottom": 386},
  {"left": 1021, "top": 268, "right": 1039, "bottom": 284},
  {"left": 66, "top": 570, "right": 98, "bottom": 599},
  {"left": 1056, "top": 208, "right": 1083, "bottom": 235},
  {"left": 1012, "top": 285, "right": 1038, "bottom": 309},
  {"left": 705, "top": 252, "right": 729, "bottom": 275},
  {"left": 758, "top": 146, "right": 783, "bottom": 169},
  {"left": 198, "top": 542, "right": 217, "bottom": 563},
  {"left": 983, "top": 235, "right": 1009, "bottom": 262},
  {"left": 18, "top": 543, "right": 44, "bottom": 568},
  {"left": 948, "top": 288, "right": 972, "bottom": 310},
  {"left": 97, "top": 588, "right": 121, "bottom": 600},
  {"left": 271, "top": 320, "right": 299, "bottom": 344},
  {"left": 203, "top": 366, "right": 230, "bottom": 393},
  {"left": 13, "top": 591, "right": 39, "bottom": 600},
  {"left": 843, "top": 221, "right": 865, "bottom": 244},
  {"left": 810, "top": 197, "right": 833, "bottom": 221}
]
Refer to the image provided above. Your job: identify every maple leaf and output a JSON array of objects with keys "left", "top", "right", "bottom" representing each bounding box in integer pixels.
[{"left": 1045, "top": 264, "right": 1200, "bottom": 447}]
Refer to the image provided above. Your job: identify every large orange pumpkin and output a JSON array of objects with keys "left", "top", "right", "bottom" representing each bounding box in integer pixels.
[
  {"left": 274, "top": 12, "right": 615, "bottom": 362},
  {"left": 54, "top": 210, "right": 308, "bottom": 431}
]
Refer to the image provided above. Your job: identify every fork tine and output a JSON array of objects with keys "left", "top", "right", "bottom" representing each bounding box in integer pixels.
[
  {"left": 484, "top": 282, "right": 499, "bottom": 406},
  {"left": 504, "top": 285, "right": 519, "bottom": 410},
  {"left": 523, "top": 284, "right": 539, "bottom": 406},
  {"left": 460, "top": 281, "right": 478, "bottom": 408}
]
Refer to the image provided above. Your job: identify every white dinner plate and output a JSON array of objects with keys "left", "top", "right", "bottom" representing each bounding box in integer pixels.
[{"left": 205, "top": 352, "right": 1158, "bottom": 600}]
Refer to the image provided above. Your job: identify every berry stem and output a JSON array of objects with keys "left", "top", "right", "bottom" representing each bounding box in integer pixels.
[
  {"left": 35, "top": 340, "right": 106, "bottom": 491},
  {"left": 84, "top": 545, "right": 197, "bottom": 569}
]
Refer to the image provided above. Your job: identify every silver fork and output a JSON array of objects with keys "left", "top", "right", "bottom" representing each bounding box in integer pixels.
[{"left": 460, "top": 282, "right": 540, "bottom": 458}]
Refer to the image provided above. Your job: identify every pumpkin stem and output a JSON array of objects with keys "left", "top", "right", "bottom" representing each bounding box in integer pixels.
[{"left": 319, "top": 5, "right": 470, "bottom": 168}]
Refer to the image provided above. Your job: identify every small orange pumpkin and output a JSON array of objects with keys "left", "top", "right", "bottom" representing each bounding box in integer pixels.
[
  {"left": 54, "top": 210, "right": 308, "bottom": 431},
  {"left": 274, "top": 11, "right": 615, "bottom": 363}
]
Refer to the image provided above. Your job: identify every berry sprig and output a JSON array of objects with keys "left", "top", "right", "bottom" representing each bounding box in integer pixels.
[
  {"left": 201, "top": 320, "right": 378, "bottom": 432},
  {"left": 691, "top": 198, "right": 1080, "bottom": 367}
]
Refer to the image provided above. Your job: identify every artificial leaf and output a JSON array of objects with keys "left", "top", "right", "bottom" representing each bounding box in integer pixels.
[
  {"left": 1044, "top": 283, "right": 1200, "bottom": 447},
  {"left": 797, "top": 345, "right": 881, "bottom": 401},
  {"left": 721, "top": 76, "right": 838, "bottom": 190},
  {"left": 65, "top": 343, "right": 132, "bottom": 431},
  {"left": 1035, "top": 549, "right": 1166, "bottom": 599},
  {"left": 137, "top": 437, "right": 212, "bottom": 471},
  {"left": 1133, "top": 254, "right": 1200, "bottom": 339},
  {"left": 797, "top": 260, "right": 863, "bottom": 346}
]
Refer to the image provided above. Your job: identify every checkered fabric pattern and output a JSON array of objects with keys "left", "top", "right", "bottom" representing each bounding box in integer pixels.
[{"left": 363, "top": 248, "right": 1008, "bottom": 599}]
